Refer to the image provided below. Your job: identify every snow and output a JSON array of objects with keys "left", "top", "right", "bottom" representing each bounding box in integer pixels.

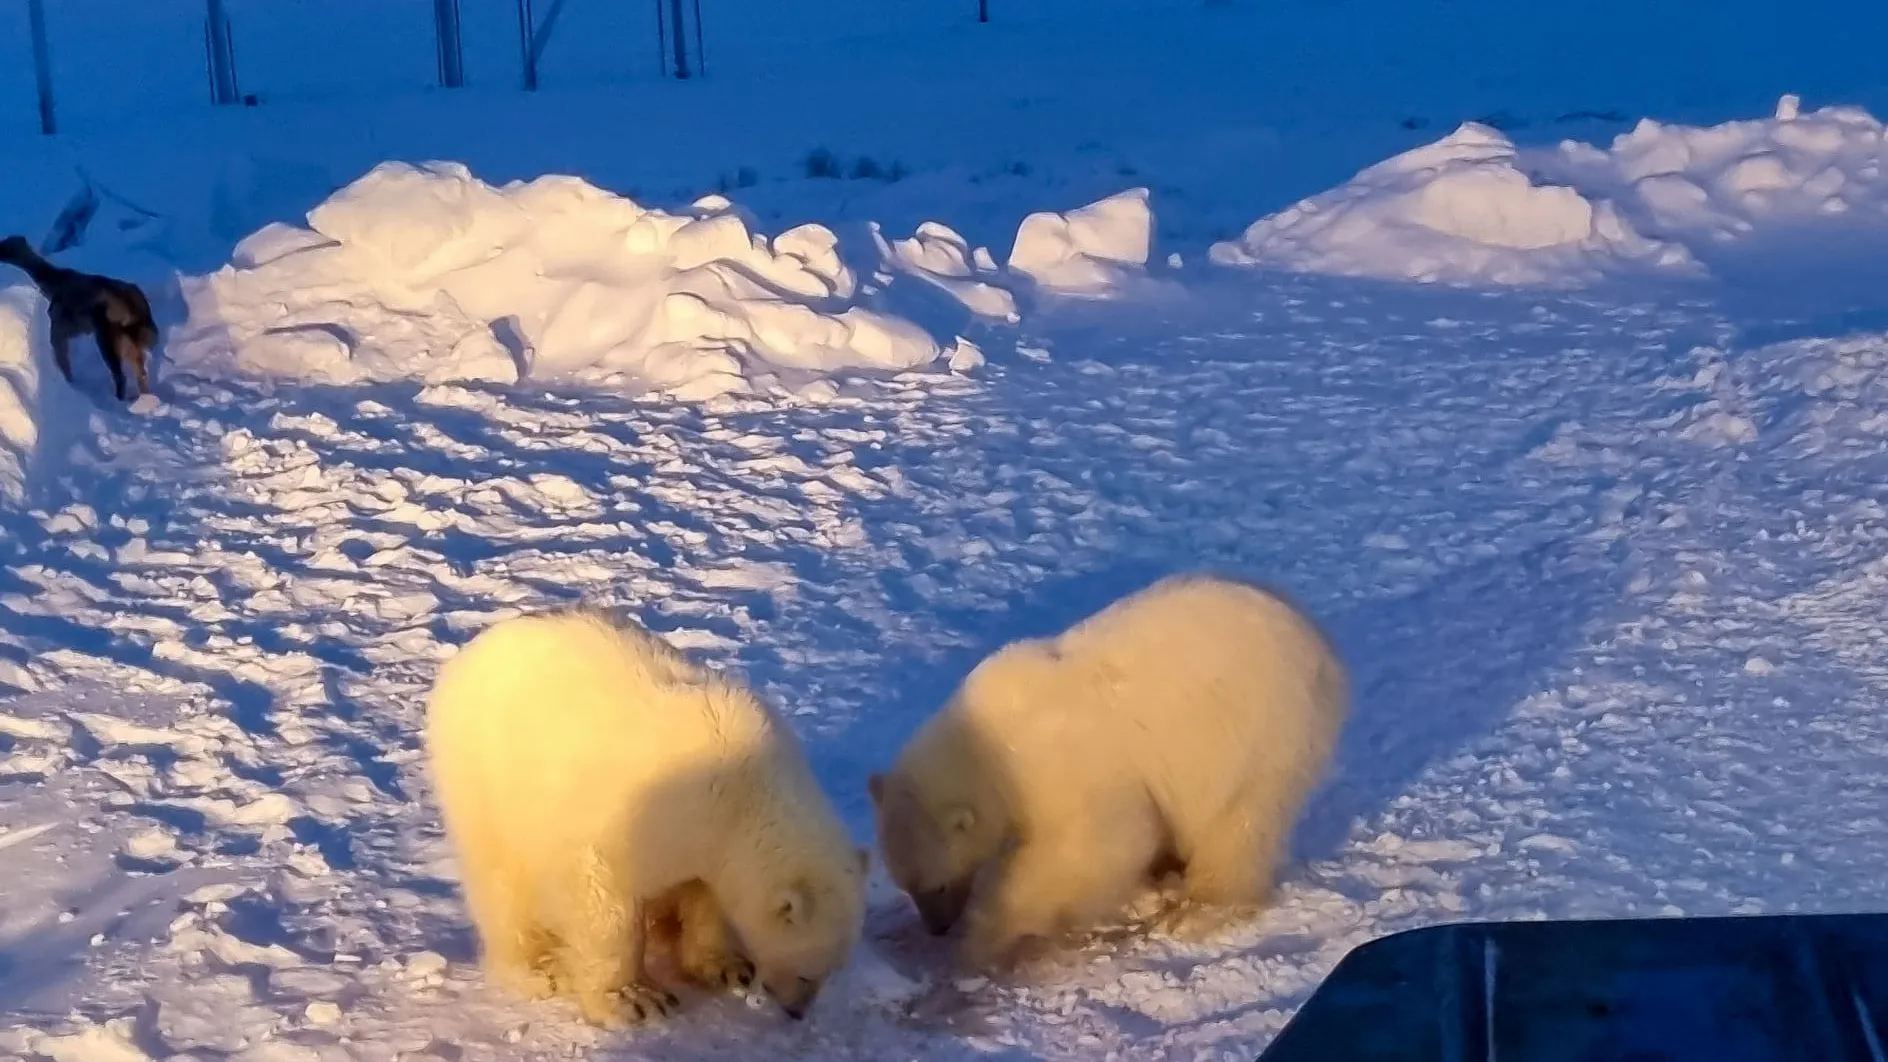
[
  {"left": 0, "top": 282, "right": 85, "bottom": 505},
  {"left": 1209, "top": 123, "right": 1696, "bottom": 285},
  {"left": 872, "top": 221, "right": 1020, "bottom": 324},
  {"left": 169, "top": 162, "right": 950, "bottom": 399},
  {"left": 10, "top": 273, "right": 1888, "bottom": 1061},
  {"left": 6, "top": 0, "right": 1888, "bottom": 1059},
  {"left": 1008, "top": 188, "right": 1155, "bottom": 294},
  {"left": 0, "top": 287, "right": 44, "bottom": 504},
  {"left": 1214, "top": 97, "right": 1888, "bottom": 288}
]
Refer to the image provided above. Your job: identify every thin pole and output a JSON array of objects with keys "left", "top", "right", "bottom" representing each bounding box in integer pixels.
[
  {"left": 691, "top": 0, "right": 705, "bottom": 77},
  {"left": 668, "top": 0, "right": 689, "bottom": 78},
  {"left": 978, "top": 0, "right": 989, "bottom": 23},
  {"left": 517, "top": 0, "right": 538, "bottom": 90},
  {"left": 26, "top": 0, "right": 55, "bottom": 134},
  {"left": 205, "top": 0, "right": 238, "bottom": 104},
  {"left": 654, "top": 0, "right": 666, "bottom": 80},
  {"left": 526, "top": 0, "right": 571, "bottom": 74},
  {"left": 434, "top": 0, "right": 464, "bottom": 88}
]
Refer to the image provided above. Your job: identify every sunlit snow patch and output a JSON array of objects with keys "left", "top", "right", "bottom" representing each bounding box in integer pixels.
[
  {"left": 169, "top": 162, "right": 948, "bottom": 399},
  {"left": 1210, "top": 123, "right": 1693, "bottom": 286},
  {"left": 1008, "top": 187, "right": 1154, "bottom": 295},
  {"left": 871, "top": 220, "right": 1020, "bottom": 323},
  {"left": 0, "top": 284, "right": 87, "bottom": 507},
  {"left": 1214, "top": 97, "right": 1888, "bottom": 288}
]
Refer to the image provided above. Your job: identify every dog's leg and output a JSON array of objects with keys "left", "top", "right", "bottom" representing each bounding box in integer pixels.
[
  {"left": 114, "top": 328, "right": 149, "bottom": 400},
  {"left": 48, "top": 314, "right": 76, "bottom": 383},
  {"left": 92, "top": 314, "right": 129, "bottom": 401}
]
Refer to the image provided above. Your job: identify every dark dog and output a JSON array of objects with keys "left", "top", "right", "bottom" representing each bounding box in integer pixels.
[{"left": 0, "top": 235, "right": 158, "bottom": 401}]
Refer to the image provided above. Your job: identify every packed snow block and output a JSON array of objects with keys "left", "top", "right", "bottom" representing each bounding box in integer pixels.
[
  {"left": 1551, "top": 97, "right": 1888, "bottom": 270},
  {"left": 872, "top": 221, "right": 1020, "bottom": 323},
  {"left": 306, "top": 160, "right": 532, "bottom": 283},
  {"left": 1258, "top": 911, "right": 1888, "bottom": 1062},
  {"left": 0, "top": 284, "right": 84, "bottom": 507},
  {"left": 1211, "top": 123, "right": 1694, "bottom": 287},
  {"left": 170, "top": 162, "right": 949, "bottom": 398},
  {"left": 0, "top": 287, "right": 42, "bottom": 504},
  {"left": 1215, "top": 98, "right": 1888, "bottom": 289},
  {"left": 1008, "top": 188, "right": 1153, "bottom": 294}
]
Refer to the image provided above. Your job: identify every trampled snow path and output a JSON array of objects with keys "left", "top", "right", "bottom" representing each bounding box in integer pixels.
[{"left": 3, "top": 275, "right": 1887, "bottom": 1061}]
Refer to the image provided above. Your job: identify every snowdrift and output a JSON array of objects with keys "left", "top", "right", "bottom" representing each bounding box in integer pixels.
[
  {"left": 869, "top": 187, "right": 1155, "bottom": 318},
  {"left": 1213, "top": 97, "right": 1888, "bottom": 288},
  {"left": 1009, "top": 188, "right": 1154, "bottom": 294},
  {"left": 0, "top": 287, "right": 44, "bottom": 505},
  {"left": 871, "top": 221, "right": 1020, "bottom": 323},
  {"left": 0, "top": 284, "right": 84, "bottom": 507},
  {"left": 168, "top": 163, "right": 949, "bottom": 399},
  {"left": 1209, "top": 123, "right": 1693, "bottom": 286}
]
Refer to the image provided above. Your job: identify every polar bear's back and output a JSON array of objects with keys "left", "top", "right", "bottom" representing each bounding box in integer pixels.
[
  {"left": 1076, "top": 574, "right": 1340, "bottom": 778},
  {"left": 963, "top": 574, "right": 1344, "bottom": 828},
  {"left": 424, "top": 608, "right": 773, "bottom": 872}
]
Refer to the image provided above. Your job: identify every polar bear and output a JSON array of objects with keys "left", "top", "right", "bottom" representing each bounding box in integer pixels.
[
  {"left": 868, "top": 574, "right": 1346, "bottom": 970},
  {"left": 424, "top": 606, "right": 867, "bottom": 1025}
]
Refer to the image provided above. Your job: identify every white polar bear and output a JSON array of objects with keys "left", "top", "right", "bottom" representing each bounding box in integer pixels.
[
  {"left": 424, "top": 606, "right": 867, "bottom": 1025},
  {"left": 869, "top": 573, "right": 1346, "bottom": 970}
]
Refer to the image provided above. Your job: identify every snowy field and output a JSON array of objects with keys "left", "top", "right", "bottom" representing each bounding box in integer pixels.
[{"left": 6, "top": 0, "right": 1888, "bottom": 1059}]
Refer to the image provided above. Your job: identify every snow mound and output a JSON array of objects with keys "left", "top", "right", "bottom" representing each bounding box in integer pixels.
[
  {"left": 169, "top": 162, "right": 947, "bottom": 399},
  {"left": 1214, "top": 98, "right": 1888, "bottom": 288},
  {"left": 0, "top": 285, "right": 84, "bottom": 507},
  {"left": 872, "top": 221, "right": 1019, "bottom": 323},
  {"left": 1210, "top": 123, "right": 1694, "bottom": 286},
  {"left": 1009, "top": 188, "right": 1154, "bottom": 294},
  {"left": 1552, "top": 96, "right": 1888, "bottom": 264}
]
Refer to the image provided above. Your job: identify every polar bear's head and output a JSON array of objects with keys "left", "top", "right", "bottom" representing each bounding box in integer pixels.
[
  {"left": 723, "top": 847, "right": 869, "bottom": 1020},
  {"left": 870, "top": 643, "right": 1049, "bottom": 936},
  {"left": 868, "top": 768, "right": 996, "bottom": 936}
]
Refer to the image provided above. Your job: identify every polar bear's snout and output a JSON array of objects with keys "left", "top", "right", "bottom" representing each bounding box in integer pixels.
[
  {"left": 765, "top": 973, "right": 822, "bottom": 1019},
  {"left": 914, "top": 880, "right": 972, "bottom": 935}
]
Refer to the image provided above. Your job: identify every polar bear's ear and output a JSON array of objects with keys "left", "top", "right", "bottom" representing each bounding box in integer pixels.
[
  {"left": 867, "top": 773, "right": 887, "bottom": 806},
  {"left": 774, "top": 884, "right": 812, "bottom": 926},
  {"left": 944, "top": 805, "right": 977, "bottom": 836}
]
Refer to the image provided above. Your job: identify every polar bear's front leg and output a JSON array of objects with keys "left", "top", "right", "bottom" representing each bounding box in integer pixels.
[
  {"left": 1181, "top": 778, "right": 1293, "bottom": 909},
  {"left": 455, "top": 837, "right": 563, "bottom": 1001},
  {"left": 671, "top": 880, "right": 758, "bottom": 992},
  {"left": 565, "top": 850, "right": 679, "bottom": 1026},
  {"left": 960, "top": 812, "right": 1159, "bottom": 972}
]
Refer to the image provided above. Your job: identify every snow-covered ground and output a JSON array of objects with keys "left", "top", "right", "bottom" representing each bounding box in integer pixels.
[{"left": 6, "top": 0, "right": 1888, "bottom": 1059}]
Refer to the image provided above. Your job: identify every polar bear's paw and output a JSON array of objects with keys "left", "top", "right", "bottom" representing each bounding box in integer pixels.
[
  {"left": 684, "top": 951, "right": 758, "bottom": 993},
  {"left": 580, "top": 982, "right": 681, "bottom": 1027},
  {"left": 1150, "top": 901, "right": 1256, "bottom": 944},
  {"left": 490, "top": 949, "right": 564, "bottom": 1001},
  {"left": 503, "top": 965, "right": 562, "bottom": 1002}
]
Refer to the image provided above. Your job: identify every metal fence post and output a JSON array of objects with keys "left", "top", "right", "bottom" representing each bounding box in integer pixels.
[
  {"left": 692, "top": 0, "right": 705, "bottom": 77},
  {"left": 667, "top": 0, "right": 689, "bottom": 78},
  {"left": 204, "top": 0, "right": 239, "bottom": 104},
  {"left": 516, "top": 0, "right": 537, "bottom": 90},
  {"left": 654, "top": 0, "right": 702, "bottom": 80},
  {"left": 26, "top": 0, "right": 55, "bottom": 134},
  {"left": 434, "top": 0, "right": 465, "bottom": 88},
  {"left": 655, "top": 0, "right": 667, "bottom": 81}
]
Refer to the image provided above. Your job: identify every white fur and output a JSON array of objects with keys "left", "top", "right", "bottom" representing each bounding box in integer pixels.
[
  {"left": 872, "top": 574, "right": 1347, "bottom": 967},
  {"left": 424, "top": 607, "right": 866, "bottom": 1025}
]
